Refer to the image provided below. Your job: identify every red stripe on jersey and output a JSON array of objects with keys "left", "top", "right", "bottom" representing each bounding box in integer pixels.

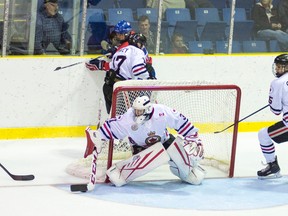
[
  {"left": 178, "top": 122, "right": 192, "bottom": 135},
  {"left": 103, "top": 122, "right": 113, "bottom": 139},
  {"left": 133, "top": 66, "right": 145, "bottom": 73}
]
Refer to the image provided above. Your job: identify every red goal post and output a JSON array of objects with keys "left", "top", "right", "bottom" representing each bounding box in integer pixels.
[{"left": 108, "top": 80, "right": 241, "bottom": 179}]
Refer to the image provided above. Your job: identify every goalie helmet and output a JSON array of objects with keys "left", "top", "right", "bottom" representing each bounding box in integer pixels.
[
  {"left": 132, "top": 95, "right": 153, "bottom": 124},
  {"left": 128, "top": 33, "right": 147, "bottom": 49},
  {"left": 272, "top": 54, "right": 288, "bottom": 78}
]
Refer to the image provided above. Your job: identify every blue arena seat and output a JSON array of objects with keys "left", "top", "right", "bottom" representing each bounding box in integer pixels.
[
  {"left": 165, "top": 8, "right": 191, "bottom": 25},
  {"left": 137, "top": 8, "right": 158, "bottom": 22},
  {"left": 210, "top": 0, "right": 227, "bottom": 9},
  {"left": 118, "top": 0, "right": 146, "bottom": 10},
  {"left": 222, "top": 8, "right": 247, "bottom": 24},
  {"left": 269, "top": 40, "right": 281, "bottom": 52},
  {"left": 231, "top": 20, "right": 254, "bottom": 41},
  {"left": 198, "top": 21, "right": 227, "bottom": 42},
  {"left": 93, "top": 0, "right": 117, "bottom": 10},
  {"left": 188, "top": 41, "right": 214, "bottom": 54},
  {"left": 228, "top": 0, "right": 254, "bottom": 10},
  {"left": 242, "top": 40, "right": 268, "bottom": 52},
  {"left": 215, "top": 41, "right": 242, "bottom": 53},
  {"left": 86, "top": 8, "right": 105, "bottom": 22},
  {"left": 108, "top": 8, "right": 134, "bottom": 26},
  {"left": 194, "top": 8, "right": 221, "bottom": 26},
  {"left": 173, "top": 20, "right": 198, "bottom": 42}
]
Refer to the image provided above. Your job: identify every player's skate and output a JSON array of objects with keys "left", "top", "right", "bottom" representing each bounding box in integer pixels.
[
  {"left": 83, "top": 126, "right": 97, "bottom": 158},
  {"left": 257, "top": 156, "right": 281, "bottom": 179}
]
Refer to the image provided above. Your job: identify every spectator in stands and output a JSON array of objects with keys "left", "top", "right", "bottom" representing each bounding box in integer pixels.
[
  {"left": 278, "top": 0, "right": 288, "bottom": 33},
  {"left": 169, "top": 32, "right": 189, "bottom": 53},
  {"left": 251, "top": 0, "right": 288, "bottom": 51},
  {"left": 34, "top": 0, "right": 72, "bottom": 55},
  {"left": 138, "top": 15, "right": 156, "bottom": 54},
  {"left": 146, "top": 0, "right": 186, "bottom": 18},
  {"left": 185, "top": 0, "right": 214, "bottom": 19}
]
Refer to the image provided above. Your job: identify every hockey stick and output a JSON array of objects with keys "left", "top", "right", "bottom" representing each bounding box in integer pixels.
[
  {"left": 54, "top": 61, "right": 84, "bottom": 71},
  {"left": 0, "top": 163, "right": 35, "bottom": 181},
  {"left": 70, "top": 145, "right": 99, "bottom": 192},
  {"left": 214, "top": 104, "right": 269, "bottom": 134},
  {"left": 70, "top": 99, "right": 103, "bottom": 192}
]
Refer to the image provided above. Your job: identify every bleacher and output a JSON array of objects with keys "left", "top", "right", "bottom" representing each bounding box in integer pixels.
[
  {"left": 78, "top": 0, "right": 281, "bottom": 54},
  {"left": 1, "top": 0, "right": 283, "bottom": 55}
]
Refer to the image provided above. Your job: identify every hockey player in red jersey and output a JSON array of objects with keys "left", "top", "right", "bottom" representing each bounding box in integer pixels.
[
  {"left": 85, "top": 20, "right": 156, "bottom": 114},
  {"left": 84, "top": 95, "right": 206, "bottom": 186},
  {"left": 257, "top": 54, "right": 288, "bottom": 179}
]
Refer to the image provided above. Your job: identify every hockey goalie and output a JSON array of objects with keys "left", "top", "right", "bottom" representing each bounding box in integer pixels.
[{"left": 84, "top": 95, "right": 206, "bottom": 187}]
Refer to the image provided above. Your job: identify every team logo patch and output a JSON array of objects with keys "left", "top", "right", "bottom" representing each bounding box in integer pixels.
[
  {"left": 131, "top": 124, "right": 138, "bottom": 131},
  {"left": 145, "top": 131, "right": 161, "bottom": 146}
]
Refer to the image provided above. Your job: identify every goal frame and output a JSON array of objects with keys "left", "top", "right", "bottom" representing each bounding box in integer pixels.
[{"left": 107, "top": 84, "right": 241, "bottom": 179}]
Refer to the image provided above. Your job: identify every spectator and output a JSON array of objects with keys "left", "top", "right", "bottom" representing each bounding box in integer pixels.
[
  {"left": 278, "top": 0, "right": 288, "bottom": 32},
  {"left": 138, "top": 15, "right": 156, "bottom": 54},
  {"left": 146, "top": 0, "right": 186, "bottom": 18},
  {"left": 185, "top": 0, "right": 214, "bottom": 19},
  {"left": 170, "top": 32, "right": 189, "bottom": 53},
  {"left": 251, "top": 0, "right": 288, "bottom": 51},
  {"left": 34, "top": 0, "right": 72, "bottom": 55}
]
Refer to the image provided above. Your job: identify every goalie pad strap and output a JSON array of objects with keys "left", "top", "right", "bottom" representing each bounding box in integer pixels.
[{"left": 106, "top": 142, "right": 170, "bottom": 187}]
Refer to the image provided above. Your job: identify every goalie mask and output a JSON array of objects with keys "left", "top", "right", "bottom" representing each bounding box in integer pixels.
[
  {"left": 132, "top": 95, "right": 152, "bottom": 124},
  {"left": 272, "top": 54, "right": 288, "bottom": 78}
]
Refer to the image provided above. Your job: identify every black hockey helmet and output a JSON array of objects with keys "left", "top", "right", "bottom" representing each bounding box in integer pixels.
[
  {"left": 128, "top": 33, "right": 147, "bottom": 49},
  {"left": 274, "top": 54, "right": 288, "bottom": 65},
  {"left": 273, "top": 54, "right": 288, "bottom": 77}
]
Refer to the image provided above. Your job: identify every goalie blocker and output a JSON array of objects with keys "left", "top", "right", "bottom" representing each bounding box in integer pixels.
[{"left": 106, "top": 136, "right": 206, "bottom": 186}]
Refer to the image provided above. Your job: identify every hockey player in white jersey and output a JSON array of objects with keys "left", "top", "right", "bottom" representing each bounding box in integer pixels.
[
  {"left": 84, "top": 95, "right": 206, "bottom": 186},
  {"left": 257, "top": 54, "right": 288, "bottom": 179},
  {"left": 86, "top": 20, "right": 155, "bottom": 114}
]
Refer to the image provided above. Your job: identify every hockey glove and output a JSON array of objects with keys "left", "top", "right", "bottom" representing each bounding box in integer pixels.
[
  {"left": 184, "top": 133, "right": 204, "bottom": 166},
  {"left": 85, "top": 58, "right": 109, "bottom": 71}
]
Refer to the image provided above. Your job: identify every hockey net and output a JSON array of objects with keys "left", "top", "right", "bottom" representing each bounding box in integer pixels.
[{"left": 66, "top": 80, "right": 241, "bottom": 182}]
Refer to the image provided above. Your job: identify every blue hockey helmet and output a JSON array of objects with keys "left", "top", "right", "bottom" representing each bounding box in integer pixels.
[{"left": 114, "top": 20, "right": 132, "bottom": 34}]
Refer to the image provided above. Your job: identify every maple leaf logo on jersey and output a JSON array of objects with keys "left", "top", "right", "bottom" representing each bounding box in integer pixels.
[{"left": 145, "top": 131, "right": 161, "bottom": 146}]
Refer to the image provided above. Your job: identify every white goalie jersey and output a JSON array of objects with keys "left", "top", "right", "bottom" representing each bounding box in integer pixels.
[{"left": 98, "top": 104, "right": 198, "bottom": 148}]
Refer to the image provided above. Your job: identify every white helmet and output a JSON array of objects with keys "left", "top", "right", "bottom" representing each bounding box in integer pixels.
[{"left": 132, "top": 95, "right": 152, "bottom": 124}]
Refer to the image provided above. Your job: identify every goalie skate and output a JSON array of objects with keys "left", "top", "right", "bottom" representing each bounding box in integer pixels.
[{"left": 257, "top": 156, "right": 281, "bottom": 179}]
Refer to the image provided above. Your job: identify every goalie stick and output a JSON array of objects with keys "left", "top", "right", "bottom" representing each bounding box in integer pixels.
[
  {"left": 0, "top": 163, "right": 35, "bottom": 181},
  {"left": 70, "top": 145, "right": 99, "bottom": 192},
  {"left": 70, "top": 99, "right": 103, "bottom": 192},
  {"left": 214, "top": 104, "right": 269, "bottom": 134}
]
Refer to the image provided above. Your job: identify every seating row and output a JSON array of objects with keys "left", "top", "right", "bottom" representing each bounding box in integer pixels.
[
  {"left": 69, "top": 7, "right": 252, "bottom": 26},
  {"left": 188, "top": 40, "right": 282, "bottom": 54}
]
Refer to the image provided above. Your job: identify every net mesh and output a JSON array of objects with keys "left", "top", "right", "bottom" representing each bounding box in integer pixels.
[{"left": 66, "top": 80, "right": 241, "bottom": 181}]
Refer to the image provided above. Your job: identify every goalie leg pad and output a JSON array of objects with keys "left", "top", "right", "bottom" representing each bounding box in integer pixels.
[
  {"left": 167, "top": 136, "right": 206, "bottom": 185},
  {"left": 106, "top": 142, "right": 170, "bottom": 186}
]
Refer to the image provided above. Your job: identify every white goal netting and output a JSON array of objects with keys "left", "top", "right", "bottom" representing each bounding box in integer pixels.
[{"left": 66, "top": 80, "right": 241, "bottom": 182}]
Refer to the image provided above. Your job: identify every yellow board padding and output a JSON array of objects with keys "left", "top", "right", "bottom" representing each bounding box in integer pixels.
[{"left": 0, "top": 122, "right": 276, "bottom": 140}]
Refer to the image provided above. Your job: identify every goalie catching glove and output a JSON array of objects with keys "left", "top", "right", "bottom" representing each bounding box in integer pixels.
[
  {"left": 183, "top": 133, "right": 204, "bottom": 167},
  {"left": 85, "top": 58, "right": 110, "bottom": 71}
]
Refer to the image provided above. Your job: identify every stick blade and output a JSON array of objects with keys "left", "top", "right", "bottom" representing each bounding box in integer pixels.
[
  {"left": 54, "top": 67, "right": 61, "bottom": 71},
  {"left": 12, "top": 174, "right": 35, "bottom": 181},
  {"left": 70, "top": 184, "right": 88, "bottom": 192}
]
